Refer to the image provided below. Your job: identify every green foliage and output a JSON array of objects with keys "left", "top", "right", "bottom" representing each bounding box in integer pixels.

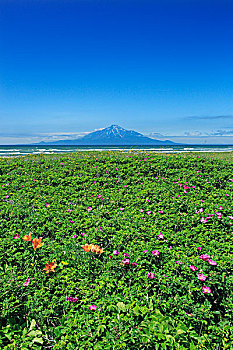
[{"left": 0, "top": 151, "right": 233, "bottom": 349}]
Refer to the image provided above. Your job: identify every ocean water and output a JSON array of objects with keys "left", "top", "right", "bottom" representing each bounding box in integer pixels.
[{"left": 0, "top": 145, "right": 233, "bottom": 157}]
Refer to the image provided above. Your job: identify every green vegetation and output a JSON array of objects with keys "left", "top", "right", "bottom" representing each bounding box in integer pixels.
[{"left": 0, "top": 151, "right": 233, "bottom": 349}]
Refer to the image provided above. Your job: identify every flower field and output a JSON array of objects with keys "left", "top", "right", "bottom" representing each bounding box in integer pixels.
[{"left": 0, "top": 151, "right": 233, "bottom": 349}]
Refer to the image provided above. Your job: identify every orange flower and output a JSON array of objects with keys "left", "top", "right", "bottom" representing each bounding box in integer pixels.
[
  {"left": 43, "top": 262, "right": 57, "bottom": 273},
  {"left": 32, "top": 237, "right": 44, "bottom": 251},
  {"left": 23, "top": 232, "right": 32, "bottom": 241},
  {"left": 95, "top": 247, "right": 104, "bottom": 254},
  {"left": 81, "top": 243, "right": 104, "bottom": 254},
  {"left": 81, "top": 243, "right": 90, "bottom": 252}
]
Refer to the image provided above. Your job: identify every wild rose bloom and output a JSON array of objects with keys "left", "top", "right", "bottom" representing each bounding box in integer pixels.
[
  {"left": 89, "top": 305, "right": 97, "bottom": 310},
  {"left": 140, "top": 209, "right": 144, "bottom": 212},
  {"left": 113, "top": 250, "right": 119, "bottom": 255},
  {"left": 197, "top": 247, "right": 201, "bottom": 251},
  {"left": 158, "top": 210, "right": 164, "bottom": 214},
  {"left": 86, "top": 206, "right": 92, "bottom": 212},
  {"left": 152, "top": 250, "right": 159, "bottom": 256},
  {"left": 119, "top": 208, "right": 125, "bottom": 211},
  {"left": 123, "top": 253, "right": 130, "bottom": 258},
  {"left": 199, "top": 254, "right": 210, "bottom": 261},
  {"left": 148, "top": 272, "right": 155, "bottom": 279},
  {"left": 197, "top": 273, "right": 207, "bottom": 281},
  {"left": 23, "top": 278, "right": 30, "bottom": 286},
  {"left": 202, "top": 285, "right": 211, "bottom": 294},
  {"left": 146, "top": 211, "right": 151, "bottom": 215},
  {"left": 122, "top": 258, "right": 130, "bottom": 265},
  {"left": 157, "top": 232, "right": 164, "bottom": 239},
  {"left": 208, "top": 259, "right": 217, "bottom": 266},
  {"left": 190, "top": 265, "right": 198, "bottom": 271},
  {"left": 13, "top": 234, "right": 20, "bottom": 239},
  {"left": 72, "top": 234, "right": 77, "bottom": 238},
  {"left": 218, "top": 206, "right": 223, "bottom": 210},
  {"left": 68, "top": 209, "right": 72, "bottom": 212},
  {"left": 131, "top": 262, "right": 137, "bottom": 266},
  {"left": 143, "top": 250, "right": 148, "bottom": 253}
]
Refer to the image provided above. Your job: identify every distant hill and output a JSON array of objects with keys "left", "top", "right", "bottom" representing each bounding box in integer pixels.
[{"left": 35, "top": 125, "right": 179, "bottom": 145}]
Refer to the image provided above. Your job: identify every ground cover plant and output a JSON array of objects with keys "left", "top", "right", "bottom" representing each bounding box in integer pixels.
[{"left": 0, "top": 151, "right": 233, "bottom": 349}]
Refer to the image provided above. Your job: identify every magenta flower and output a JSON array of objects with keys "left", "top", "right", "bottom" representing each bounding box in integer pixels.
[
  {"left": 202, "top": 285, "right": 211, "bottom": 294},
  {"left": 122, "top": 258, "right": 130, "bottom": 265},
  {"left": 146, "top": 211, "right": 151, "bottom": 215},
  {"left": 152, "top": 250, "right": 159, "bottom": 256},
  {"left": 119, "top": 208, "right": 125, "bottom": 211},
  {"left": 199, "top": 254, "right": 210, "bottom": 261},
  {"left": 5, "top": 195, "right": 9, "bottom": 199},
  {"left": 190, "top": 265, "right": 198, "bottom": 271},
  {"left": 23, "top": 278, "right": 30, "bottom": 286},
  {"left": 218, "top": 206, "right": 223, "bottom": 210},
  {"left": 123, "top": 253, "right": 130, "bottom": 258},
  {"left": 45, "top": 203, "right": 50, "bottom": 208},
  {"left": 140, "top": 209, "right": 144, "bottom": 212},
  {"left": 71, "top": 234, "right": 77, "bottom": 238},
  {"left": 186, "top": 313, "right": 193, "bottom": 316},
  {"left": 197, "top": 247, "right": 202, "bottom": 251},
  {"left": 131, "top": 262, "right": 137, "bottom": 266},
  {"left": 143, "top": 250, "right": 148, "bottom": 253},
  {"left": 208, "top": 259, "right": 217, "bottom": 266},
  {"left": 157, "top": 232, "right": 164, "bottom": 239},
  {"left": 197, "top": 273, "right": 207, "bottom": 281},
  {"left": 158, "top": 210, "right": 164, "bottom": 214},
  {"left": 66, "top": 296, "right": 78, "bottom": 302},
  {"left": 99, "top": 227, "right": 103, "bottom": 232},
  {"left": 13, "top": 234, "right": 20, "bottom": 239},
  {"left": 148, "top": 272, "right": 155, "bottom": 279},
  {"left": 113, "top": 250, "right": 119, "bottom": 255},
  {"left": 86, "top": 206, "right": 92, "bottom": 212},
  {"left": 68, "top": 208, "right": 72, "bottom": 212}
]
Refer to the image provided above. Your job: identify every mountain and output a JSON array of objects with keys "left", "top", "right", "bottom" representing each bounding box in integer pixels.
[{"left": 36, "top": 125, "right": 178, "bottom": 145}]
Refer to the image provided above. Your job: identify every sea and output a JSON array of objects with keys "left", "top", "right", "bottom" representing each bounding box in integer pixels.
[{"left": 0, "top": 145, "right": 233, "bottom": 157}]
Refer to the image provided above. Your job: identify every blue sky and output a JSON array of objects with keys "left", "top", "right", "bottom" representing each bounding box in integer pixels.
[{"left": 1, "top": 0, "right": 233, "bottom": 144}]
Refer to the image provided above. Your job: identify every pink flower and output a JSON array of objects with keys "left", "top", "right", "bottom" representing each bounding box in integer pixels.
[
  {"left": 199, "top": 254, "right": 210, "bottom": 261},
  {"left": 148, "top": 272, "right": 155, "bottom": 279},
  {"left": 23, "top": 278, "right": 30, "bottom": 286},
  {"left": 86, "top": 206, "right": 92, "bottom": 212},
  {"left": 113, "top": 250, "right": 119, "bottom": 255},
  {"left": 146, "top": 211, "right": 151, "bottom": 215},
  {"left": 190, "top": 265, "right": 198, "bottom": 271},
  {"left": 200, "top": 217, "right": 208, "bottom": 223},
  {"left": 184, "top": 185, "right": 190, "bottom": 190},
  {"left": 123, "top": 253, "right": 130, "bottom": 258},
  {"left": 45, "top": 203, "right": 50, "bottom": 208},
  {"left": 207, "top": 259, "right": 217, "bottom": 266},
  {"left": 140, "top": 209, "right": 144, "bottom": 212},
  {"left": 157, "top": 232, "right": 164, "bottom": 239},
  {"left": 119, "top": 208, "right": 125, "bottom": 211},
  {"left": 186, "top": 313, "right": 193, "bottom": 316},
  {"left": 218, "top": 206, "right": 223, "bottom": 210},
  {"left": 5, "top": 195, "right": 9, "bottom": 199},
  {"left": 124, "top": 185, "right": 127, "bottom": 188},
  {"left": 197, "top": 247, "right": 201, "bottom": 251},
  {"left": 66, "top": 296, "right": 78, "bottom": 302},
  {"left": 68, "top": 209, "right": 72, "bottom": 212},
  {"left": 89, "top": 305, "right": 97, "bottom": 311},
  {"left": 177, "top": 194, "right": 181, "bottom": 198},
  {"left": 158, "top": 210, "right": 164, "bottom": 214},
  {"left": 196, "top": 208, "right": 204, "bottom": 213},
  {"left": 202, "top": 285, "right": 211, "bottom": 294},
  {"left": 122, "top": 258, "right": 130, "bottom": 265},
  {"left": 99, "top": 227, "right": 103, "bottom": 232},
  {"left": 72, "top": 234, "right": 77, "bottom": 238},
  {"left": 131, "top": 262, "right": 137, "bottom": 266},
  {"left": 175, "top": 261, "right": 182, "bottom": 264},
  {"left": 197, "top": 273, "right": 207, "bottom": 281},
  {"left": 226, "top": 194, "right": 229, "bottom": 197},
  {"left": 152, "top": 250, "right": 159, "bottom": 256},
  {"left": 93, "top": 181, "right": 97, "bottom": 183},
  {"left": 13, "top": 234, "right": 20, "bottom": 239}
]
